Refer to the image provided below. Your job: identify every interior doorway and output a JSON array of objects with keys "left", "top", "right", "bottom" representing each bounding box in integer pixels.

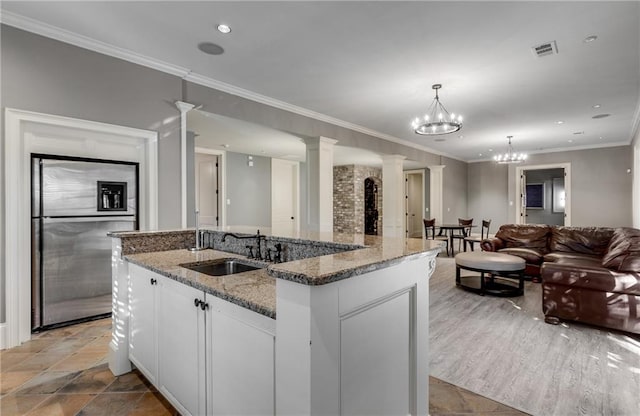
[
  {"left": 194, "top": 151, "right": 220, "bottom": 227},
  {"left": 516, "top": 163, "right": 571, "bottom": 226},
  {"left": 271, "top": 158, "right": 300, "bottom": 236},
  {"left": 404, "top": 170, "right": 425, "bottom": 238},
  {"left": 364, "top": 177, "right": 379, "bottom": 235}
]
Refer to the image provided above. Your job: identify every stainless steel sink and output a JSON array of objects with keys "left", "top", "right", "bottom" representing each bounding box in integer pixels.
[{"left": 180, "top": 258, "right": 263, "bottom": 276}]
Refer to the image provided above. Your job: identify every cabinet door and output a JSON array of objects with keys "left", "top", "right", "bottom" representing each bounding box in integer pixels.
[
  {"left": 157, "top": 276, "right": 206, "bottom": 416},
  {"left": 128, "top": 264, "right": 158, "bottom": 384},
  {"left": 209, "top": 297, "right": 276, "bottom": 415}
]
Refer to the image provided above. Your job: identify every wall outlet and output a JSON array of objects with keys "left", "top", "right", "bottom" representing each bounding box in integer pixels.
[
  {"left": 226, "top": 199, "right": 231, "bottom": 205},
  {"left": 447, "top": 207, "right": 451, "bottom": 212},
  {"left": 425, "top": 207, "right": 429, "bottom": 212}
]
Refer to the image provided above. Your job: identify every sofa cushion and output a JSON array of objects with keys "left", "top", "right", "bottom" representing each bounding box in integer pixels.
[
  {"left": 497, "top": 247, "right": 544, "bottom": 264},
  {"left": 494, "top": 224, "right": 551, "bottom": 250},
  {"left": 619, "top": 253, "right": 640, "bottom": 273},
  {"left": 602, "top": 228, "right": 640, "bottom": 270},
  {"left": 549, "top": 226, "right": 614, "bottom": 256},
  {"left": 554, "top": 257, "right": 605, "bottom": 269},
  {"left": 541, "top": 262, "right": 640, "bottom": 296},
  {"left": 543, "top": 252, "right": 602, "bottom": 263}
]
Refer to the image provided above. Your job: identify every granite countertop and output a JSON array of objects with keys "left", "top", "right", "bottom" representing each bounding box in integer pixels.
[
  {"left": 125, "top": 249, "right": 276, "bottom": 319},
  {"left": 267, "top": 236, "right": 441, "bottom": 285},
  {"left": 120, "top": 229, "right": 442, "bottom": 320}
]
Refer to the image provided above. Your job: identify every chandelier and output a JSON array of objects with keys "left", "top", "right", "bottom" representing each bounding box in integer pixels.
[
  {"left": 494, "top": 136, "right": 527, "bottom": 164},
  {"left": 412, "top": 84, "right": 463, "bottom": 135}
]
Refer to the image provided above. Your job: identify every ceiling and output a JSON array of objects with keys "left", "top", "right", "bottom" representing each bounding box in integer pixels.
[{"left": 2, "top": 1, "right": 639, "bottom": 162}]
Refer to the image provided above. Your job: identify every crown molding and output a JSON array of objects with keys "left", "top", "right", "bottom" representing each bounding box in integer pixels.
[
  {"left": 1, "top": 10, "right": 191, "bottom": 78},
  {"left": 467, "top": 141, "right": 632, "bottom": 163},
  {"left": 183, "top": 73, "right": 463, "bottom": 161},
  {"left": 2, "top": 10, "right": 464, "bottom": 163}
]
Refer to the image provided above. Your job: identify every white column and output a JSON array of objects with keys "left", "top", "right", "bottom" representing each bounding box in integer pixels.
[
  {"left": 176, "top": 101, "right": 195, "bottom": 229},
  {"left": 382, "top": 155, "right": 406, "bottom": 238},
  {"left": 306, "top": 137, "right": 338, "bottom": 232},
  {"left": 429, "top": 165, "right": 445, "bottom": 224},
  {"left": 109, "top": 237, "right": 132, "bottom": 376}
]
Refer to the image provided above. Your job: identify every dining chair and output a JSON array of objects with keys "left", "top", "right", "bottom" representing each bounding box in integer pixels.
[
  {"left": 423, "top": 218, "right": 449, "bottom": 255},
  {"left": 450, "top": 218, "right": 473, "bottom": 255},
  {"left": 463, "top": 219, "right": 492, "bottom": 252}
]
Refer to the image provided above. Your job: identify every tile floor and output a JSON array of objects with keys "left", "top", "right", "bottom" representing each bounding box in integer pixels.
[{"left": 1, "top": 318, "right": 527, "bottom": 415}]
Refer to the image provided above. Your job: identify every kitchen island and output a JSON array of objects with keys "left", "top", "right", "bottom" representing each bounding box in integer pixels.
[{"left": 109, "top": 228, "right": 441, "bottom": 415}]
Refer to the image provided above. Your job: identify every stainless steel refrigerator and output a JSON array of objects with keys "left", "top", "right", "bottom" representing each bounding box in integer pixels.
[{"left": 31, "top": 155, "right": 138, "bottom": 330}]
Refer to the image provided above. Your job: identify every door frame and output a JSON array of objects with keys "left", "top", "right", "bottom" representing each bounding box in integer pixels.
[
  {"left": 3, "top": 108, "right": 158, "bottom": 349},
  {"left": 515, "top": 163, "right": 571, "bottom": 226},
  {"left": 271, "top": 158, "right": 300, "bottom": 235},
  {"left": 195, "top": 147, "right": 226, "bottom": 227},
  {"left": 404, "top": 169, "right": 425, "bottom": 238}
]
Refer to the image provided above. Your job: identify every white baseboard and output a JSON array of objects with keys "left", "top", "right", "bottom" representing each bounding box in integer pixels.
[{"left": 0, "top": 323, "right": 7, "bottom": 350}]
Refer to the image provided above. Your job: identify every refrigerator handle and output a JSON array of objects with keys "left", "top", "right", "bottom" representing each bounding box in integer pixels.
[{"left": 42, "top": 216, "right": 136, "bottom": 223}]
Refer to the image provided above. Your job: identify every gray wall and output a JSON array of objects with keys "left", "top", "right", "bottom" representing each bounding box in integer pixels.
[
  {"left": 226, "top": 152, "right": 271, "bottom": 227},
  {"left": 467, "top": 162, "right": 509, "bottom": 230},
  {"left": 424, "top": 168, "right": 431, "bottom": 219},
  {"left": 442, "top": 157, "right": 469, "bottom": 223},
  {"left": 470, "top": 146, "right": 633, "bottom": 229},
  {"left": 524, "top": 169, "right": 565, "bottom": 226},
  {"left": 186, "top": 132, "right": 196, "bottom": 227}
]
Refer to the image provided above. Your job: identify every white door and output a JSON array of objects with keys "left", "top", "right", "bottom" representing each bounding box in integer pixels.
[
  {"left": 520, "top": 171, "right": 527, "bottom": 224},
  {"left": 157, "top": 276, "right": 206, "bottom": 416},
  {"left": 404, "top": 171, "right": 424, "bottom": 238},
  {"left": 195, "top": 153, "right": 218, "bottom": 226},
  {"left": 271, "top": 159, "right": 299, "bottom": 236}
]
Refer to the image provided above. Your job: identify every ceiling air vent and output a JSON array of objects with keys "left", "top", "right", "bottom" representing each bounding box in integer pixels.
[{"left": 532, "top": 41, "right": 558, "bottom": 58}]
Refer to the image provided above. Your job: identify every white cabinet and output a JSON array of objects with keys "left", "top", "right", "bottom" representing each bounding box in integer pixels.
[
  {"left": 157, "top": 275, "right": 206, "bottom": 416},
  {"left": 128, "top": 264, "right": 275, "bottom": 416},
  {"left": 128, "top": 264, "right": 160, "bottom": 384}
]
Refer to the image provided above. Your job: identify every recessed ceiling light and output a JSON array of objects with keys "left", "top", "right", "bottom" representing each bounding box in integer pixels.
[
  {"left": 458, "top": 135, "right": 464, "bottom": 139},
  {"left": 217, "top": 24, "right": 231, "bottom": 34},
  {"left": 592, "top": 104, "right": 601, "bottom": 109},
  {"left": 478, "top": 153, "right": 483, "bottom": 157},
  {"left": 488, "top": 148, "right": 493, "bottom": 152},
  {"left": 568, "top": 139, "right": 574, "bottom": 143},
  {"left": 599, "top": 136, "right": 603, "bottom": 139},
  {"left": 556, "top": 120, "right": 564, "bottom": 124},
  {"left": 592, "top": 113, "right": 610, "bottom": 119},
  {"left": 583, "top": 35, "right": 598, "bottom": 43},
  {"left": 198, "top": 42, "right": 224, "bottom": 55},
  {"left": 221, "top": 144, "right": 230, "bottom": 148}
]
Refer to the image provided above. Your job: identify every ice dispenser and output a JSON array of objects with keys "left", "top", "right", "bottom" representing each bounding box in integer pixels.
[{"left": 97, "top": 181, "right": 127, "bottom": 211}]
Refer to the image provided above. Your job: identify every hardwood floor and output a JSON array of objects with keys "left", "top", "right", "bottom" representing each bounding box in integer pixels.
[
  {"left": 1, "top": 306, "right": 527, "bottom": 415},
  {"left": 430, "top": 256, "right": 640, "bottom": 416}
]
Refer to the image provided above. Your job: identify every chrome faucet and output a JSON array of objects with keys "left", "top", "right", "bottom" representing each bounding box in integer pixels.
[{"left": 189, "top": 210, "right": 205, "bottom": 251}]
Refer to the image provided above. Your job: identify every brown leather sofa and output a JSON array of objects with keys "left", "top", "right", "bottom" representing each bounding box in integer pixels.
[{"left": 482, "top": 224, "right": 640, "bottom": 334}]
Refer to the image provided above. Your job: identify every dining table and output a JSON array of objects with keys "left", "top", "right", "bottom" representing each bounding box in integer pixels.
[{"left": 436, "top": 224, "right": 477, "bottom": 257}]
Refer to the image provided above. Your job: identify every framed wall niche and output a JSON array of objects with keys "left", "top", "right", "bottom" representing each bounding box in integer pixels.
[{"left": 525, "top": 183, "right": 545, "bottom": 209}]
